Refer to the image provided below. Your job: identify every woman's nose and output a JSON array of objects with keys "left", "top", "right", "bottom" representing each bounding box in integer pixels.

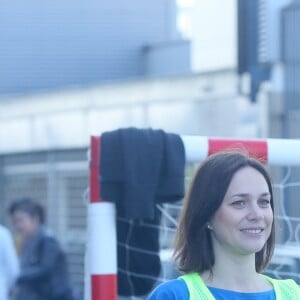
[{"left": 246, "top": 204, "right": 264, "bottom": 221}]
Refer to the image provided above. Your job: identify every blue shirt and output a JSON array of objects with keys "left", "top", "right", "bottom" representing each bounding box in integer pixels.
[{"left": 147, "top": 278, "right": 276, "bottom": 300}]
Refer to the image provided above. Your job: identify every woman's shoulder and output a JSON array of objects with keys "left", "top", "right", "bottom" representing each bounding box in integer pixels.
[
  {"left": 264, "top": 275, "right": 300, "bottom": 298},
  {"left": 147, "top": 278, "right": 189, "bottom": 300}
]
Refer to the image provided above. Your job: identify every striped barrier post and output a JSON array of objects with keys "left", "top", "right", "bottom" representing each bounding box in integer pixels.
[{"left": 88, "top": 136, "right": 117, "bottom": 300}]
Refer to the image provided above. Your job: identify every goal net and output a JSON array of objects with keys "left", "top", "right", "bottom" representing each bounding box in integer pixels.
[{"left": 87, "top": 135, "right": 300, "bottom": 300}]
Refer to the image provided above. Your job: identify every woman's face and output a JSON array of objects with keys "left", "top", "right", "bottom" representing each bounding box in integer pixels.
[
  {"left": 11, "top": 210, "right": 39, "bottom": 239},
  {"left": 209, "top": 166, "right": 273, "bottom": 257}
]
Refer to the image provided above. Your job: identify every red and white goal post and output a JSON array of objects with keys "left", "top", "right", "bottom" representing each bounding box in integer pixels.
[{"left": 86, "top": 135, "right": 300, "bottom": 300}]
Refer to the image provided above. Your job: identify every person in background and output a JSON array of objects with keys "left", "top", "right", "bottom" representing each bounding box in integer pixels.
[
  {"left": 147, "top": 150, "right": 300, "bottom": 299},
  {"left": 0, "top": 223, "right": 20, "bottom": 300},
  {"left": 8, "top": 197, "right": 75, "bottom": 300}
]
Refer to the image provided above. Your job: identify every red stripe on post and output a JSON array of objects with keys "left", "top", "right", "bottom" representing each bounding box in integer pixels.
[
  {"left": 90, "top": 136, "right": 101, "bottom": 203},
  {"left": 208, "top": 138, "right": 268, "bottom": 163},
  {"left": 92, "top": 274, "right": 117, "bottom": 300}
]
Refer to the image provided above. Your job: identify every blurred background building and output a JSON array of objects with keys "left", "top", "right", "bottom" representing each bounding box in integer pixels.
[
  {"left": 0, "top": 0, "right": 299, "bottom": 298},
  {"left": 0, "top": 0, "right": 190, "bottom": 95}
]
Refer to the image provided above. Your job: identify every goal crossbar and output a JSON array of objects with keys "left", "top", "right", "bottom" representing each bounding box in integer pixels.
[{"left": 182, "top": 136, "right": 300, "bottom": 165}]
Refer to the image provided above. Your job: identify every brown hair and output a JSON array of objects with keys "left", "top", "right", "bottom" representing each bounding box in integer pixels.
[{"left": 174, "top": 150, "right": 275, "bottom": 274}]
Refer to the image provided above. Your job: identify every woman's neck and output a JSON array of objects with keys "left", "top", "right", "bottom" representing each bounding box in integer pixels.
[{"left": 201, "top": 252, "right": 271, "bottom": 292}]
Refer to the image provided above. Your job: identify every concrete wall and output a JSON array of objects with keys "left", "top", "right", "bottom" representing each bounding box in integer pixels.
[{"left": 0, "top": 69, "right": 242, "bottom": 155}]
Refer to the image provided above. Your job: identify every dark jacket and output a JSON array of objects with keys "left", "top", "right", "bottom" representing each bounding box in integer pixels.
[{"left": 15, "top": 227, "right": 74, "bottom": 300}]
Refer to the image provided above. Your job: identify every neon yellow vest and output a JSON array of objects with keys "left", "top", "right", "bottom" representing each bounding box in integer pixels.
[{"left": 180, "top": 272, "right": 300, "bottom": 300}]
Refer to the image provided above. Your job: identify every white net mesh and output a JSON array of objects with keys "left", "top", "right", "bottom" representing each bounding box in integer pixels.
[{"left": 267, "top": 166, "right": 300, "bottom": 282}]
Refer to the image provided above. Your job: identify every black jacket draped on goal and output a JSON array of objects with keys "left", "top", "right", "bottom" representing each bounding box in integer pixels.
[{"left": 100, "top": 127, "right": 185, "bottom": 296}]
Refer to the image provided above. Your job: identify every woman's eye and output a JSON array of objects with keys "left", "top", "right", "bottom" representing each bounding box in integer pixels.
[
  {"left": 258, "top": 199, "right": 271, "bottom": 207},
  {"left": 231, "top": 200, "right": 245, "bottom": 207}
]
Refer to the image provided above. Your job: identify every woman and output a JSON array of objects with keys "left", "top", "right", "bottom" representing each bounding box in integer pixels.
[
  {"left": 147, "top": 150, "right": 300, "bottom": 299},
  {"left": 9, "top": 197, "right": 75, "bottom": 300}
]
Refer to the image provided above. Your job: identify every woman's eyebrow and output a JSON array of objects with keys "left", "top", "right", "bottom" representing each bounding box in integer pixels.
[
  {"left": 231, "top": 193, "right": 249, "bottom": 198},
  {"left": 231, "top": 192, "right": 270, "bottom": 198},
  {"left": 262, "top": 192, "right": 271, "bottom": 196}
]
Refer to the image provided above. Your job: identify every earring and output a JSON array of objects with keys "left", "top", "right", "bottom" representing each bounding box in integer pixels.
[{"left": 207, "top": 224, "right": 213, "bottom": 230}]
